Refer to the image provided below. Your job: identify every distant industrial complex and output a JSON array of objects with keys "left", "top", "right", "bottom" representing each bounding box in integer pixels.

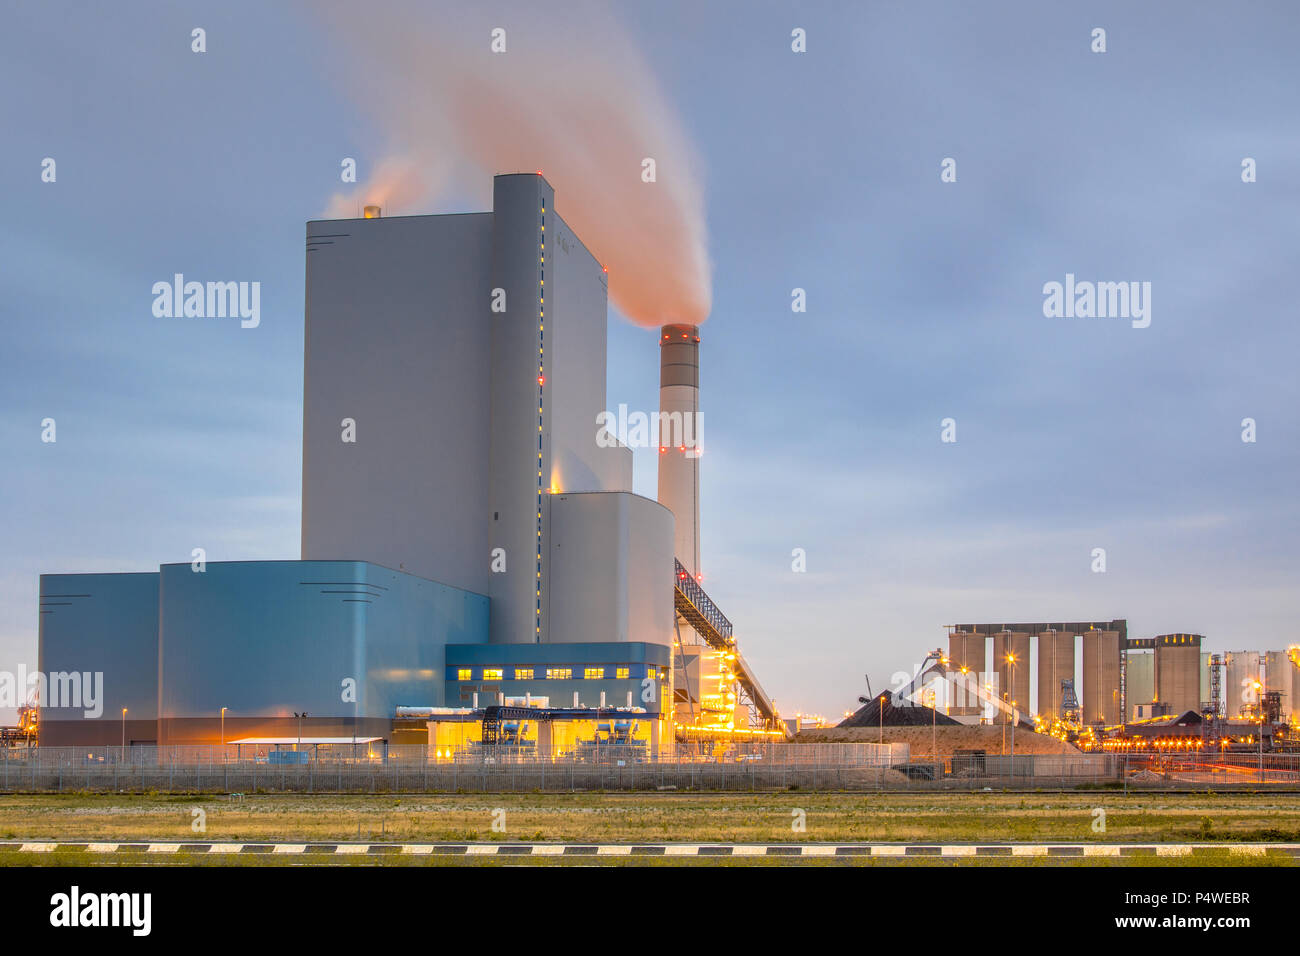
[
  {"left": 841, "top": 621, "right": 1300, "bottom": 756},
  {"left": 34, "top": 174, "right": 782, "bottom": 757}
]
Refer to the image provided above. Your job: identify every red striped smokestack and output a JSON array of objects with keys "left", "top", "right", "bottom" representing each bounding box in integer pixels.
[{"left": 658, "top": 323, "right": 701, "bottom": 576}]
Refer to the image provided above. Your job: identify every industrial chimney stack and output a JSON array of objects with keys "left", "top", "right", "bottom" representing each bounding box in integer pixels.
[{"left": 658, "top": 323, "right": 701, "bottom": 576}]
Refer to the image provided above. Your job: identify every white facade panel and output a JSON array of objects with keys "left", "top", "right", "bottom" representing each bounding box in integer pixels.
[
  {"left": 547, "top": 491, "right": 674, "bottom": 647},
  {"left": 547, "top": 209, "right": 618, "bottom": 494},
  {"left": 303, "top": 174, "right": 664, "bottom": 651},
  {"left": 302, "top": 212, "right": 493, "bottom": 594}
]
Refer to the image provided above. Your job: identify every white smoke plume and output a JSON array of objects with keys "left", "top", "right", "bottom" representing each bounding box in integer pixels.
[{"left": 315, "top": 1, "right": 712, "bottom": 327}]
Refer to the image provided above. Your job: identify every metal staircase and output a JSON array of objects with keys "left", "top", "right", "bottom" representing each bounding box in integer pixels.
[{"left": 673, "top": 560, "right": 788, "bottom": 737}]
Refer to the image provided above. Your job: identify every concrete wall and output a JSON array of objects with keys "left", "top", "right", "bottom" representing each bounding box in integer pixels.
[
  {"left": 547, "top": 491, "right": 675, "bottom": 648},
  {"left": 302, "top": 211, "right": 493, "bottom": 594},
  {"left": 38, "top": 573, "right": 160, "bottom": 746}
]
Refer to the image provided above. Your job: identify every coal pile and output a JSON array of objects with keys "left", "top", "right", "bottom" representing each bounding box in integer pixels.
[{"left": 839, "top": 690, "right": 960, "bottom": 728}]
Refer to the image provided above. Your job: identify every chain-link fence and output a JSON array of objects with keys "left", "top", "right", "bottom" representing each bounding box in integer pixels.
[{"left": 1, "top": 745, "right": 1297, "bottom": 792}]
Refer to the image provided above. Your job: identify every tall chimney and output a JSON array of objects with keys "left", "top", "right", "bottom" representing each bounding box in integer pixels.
[{"left": 658, "top": 323, "right": 701, "bottom": 576}]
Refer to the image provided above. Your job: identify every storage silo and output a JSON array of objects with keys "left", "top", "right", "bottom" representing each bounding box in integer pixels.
[
  {"left": 1265, "top": 651, "right": 1296, "bottom": 720},
  {"left": 992, "top": 630, "right": 1031, "bottom": 723},
  {"left": 1201, "top": 652, "right": 1214, "bottom": 716},
  {"left": 1154, "top": 634, "right": 1203, "bottom": 716},
  {"left": 946, "top": 630, "right": 986, "bottom": 716},
  {"left": 1224, "top": 651, "right": 1262, "bottom": 718},
  {"left": 1082, "top": 628, "right": 1122, "bottom": 725},
  {"left": 1036, "top": 629, "right": 1076, "bottom": 720},
  {"left": 1126, "top": 651, "right": 1155, "bottom": 720}
]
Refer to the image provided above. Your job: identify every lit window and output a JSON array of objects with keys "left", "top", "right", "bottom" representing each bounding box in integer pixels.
[
  {"left": 482, "top": 668, "right": 503, "bottom": 681},
  {"left": 514, "top": 668, "right": 534, "bottom": 681},
  {"left": 584, "top": 667, "right": 604, "bottom": 680},
  {"left": 457, "top": 669, "right": 472, "bottom": 681},
  {"left": 647, "top": 667, "right": 657, "bottom": 679},
  {"left": 546, "top": 667, "right": 572, "bottom": 680},
  {"left": 616, "top": 667, "right": 630, "bottom": 680}
]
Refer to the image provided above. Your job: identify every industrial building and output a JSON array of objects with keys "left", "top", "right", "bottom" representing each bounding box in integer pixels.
[
  {"left": 946, "top": 622, "right": 1127, "bottom": 725},
  {"left": 938, "top": 621, "right": 1300, "bottom": 735},
  {"left": 38, "top": 174, "right": 783, "bottom": 753},
  {"left": 1153, "top": 634, "right": 1202, "bottom": 716},
  {"left": 1221, "top": 649, "right": 1299, "bottom": 721},
  {"left": 942, "top": 622, "right": 1211, "bottom": 728}
]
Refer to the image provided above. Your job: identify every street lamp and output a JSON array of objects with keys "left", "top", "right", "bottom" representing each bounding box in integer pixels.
[
  {"left": 1257, "top": 715, "right": 1265, "bottom": 782},
  {"left": 1005, "top": 652, "right": 1018, "bottom": 773},
  {"left": 220, "top": 706, "right": 227, "bottom": 751},
  {"left": 295, "top": 712, "right": 308, "bottom": 751},
  {"left": 924, "top": 688, "right": 937, "bottom": 770},
  {"left": 121, "top": 707, "right": 127, "bottom": 751},
  {"left": 1251, "top": 681, "right": 1264, "bottom": 782}
]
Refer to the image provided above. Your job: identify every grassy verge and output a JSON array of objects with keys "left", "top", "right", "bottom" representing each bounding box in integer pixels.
[{"left": 0, "top": 791, "right": 1298, "bottom": 845}]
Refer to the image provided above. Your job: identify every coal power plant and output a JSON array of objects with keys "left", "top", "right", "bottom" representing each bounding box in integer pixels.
[
  {"left": 36, "top": 174, "right": 784, "bottom": 755},
  {"left": 24, "top": 177, "right": 1299, "bottom": 767}
]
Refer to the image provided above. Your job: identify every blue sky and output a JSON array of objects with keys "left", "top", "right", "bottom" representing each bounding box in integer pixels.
[{"left": 3, "top": 1, "right": 1298, "bottom": 721}]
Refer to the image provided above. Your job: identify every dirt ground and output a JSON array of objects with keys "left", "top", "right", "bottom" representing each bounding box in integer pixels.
[{"left": 795, "top": 724, "right": 1082, "bottom": 757}]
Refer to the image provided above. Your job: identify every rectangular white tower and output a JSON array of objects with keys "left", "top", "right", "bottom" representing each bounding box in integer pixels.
[{"left": 303, "top": 173, "right": 630, "bottom": 645}]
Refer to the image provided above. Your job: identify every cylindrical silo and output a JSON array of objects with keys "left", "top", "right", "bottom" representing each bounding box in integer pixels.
[
  {"left": 1082, "top": 629, "right": 1122, "bottom": 725},
  {"left": 1200, "top": 652, "right": 1214, "bottom": 716},
  {"left": 992, "top": 631, "right": 1031, "bottom": 723},
  {"left": 1155, "top": 634, "right": 1203, "bottom": 716},
  {"left": 1265, "top": 651, "right": 1295, "bottom": 720},
  {"left": 1036, "top": 630, "right": 1076, "bottom": 720},
  {"left": 1126, "top": 651, "right": 1155, "bottom": 721},
  {"left": 1224, "top": 651, "right": 1261, "bottom": 718},
  {"left": 946, "top": 631, "right": 985, "bottom": 716}
]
